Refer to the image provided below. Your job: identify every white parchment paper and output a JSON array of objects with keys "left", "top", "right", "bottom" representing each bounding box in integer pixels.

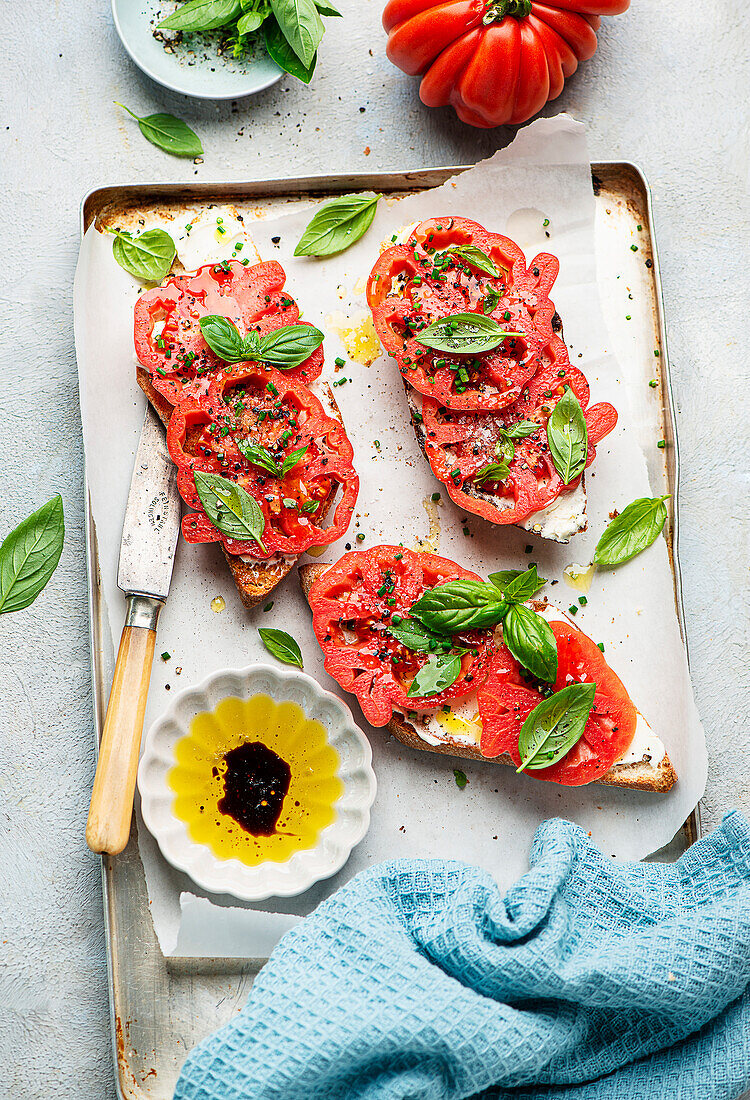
[{"left": 73, "top": 116, "right": 707, "bottom": 957}]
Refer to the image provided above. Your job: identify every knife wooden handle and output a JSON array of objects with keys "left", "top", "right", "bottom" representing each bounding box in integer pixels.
[{"left": 86, "top": 595, "right": 163, "bottom": 855}]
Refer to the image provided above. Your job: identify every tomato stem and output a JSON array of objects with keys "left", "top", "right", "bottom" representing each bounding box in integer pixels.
[{"left": 483, "top": 0, "right": 532, "bottom": 23}]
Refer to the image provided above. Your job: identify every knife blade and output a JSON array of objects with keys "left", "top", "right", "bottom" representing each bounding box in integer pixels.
[{"left": 86, "top": 406, "right": 181, "bottom": 856}]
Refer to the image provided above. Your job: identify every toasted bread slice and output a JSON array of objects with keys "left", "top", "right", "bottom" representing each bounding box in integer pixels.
[
  {"left": 137, "top": 365, "right": 341, "bottom": 610},
  {"left": 299, "top": 562, "right": 677, "bottom": 793}
]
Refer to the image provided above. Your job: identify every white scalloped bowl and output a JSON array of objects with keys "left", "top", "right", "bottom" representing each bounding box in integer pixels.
[{"left": 138, "top": 665, "right": 376, "bottom": 901}]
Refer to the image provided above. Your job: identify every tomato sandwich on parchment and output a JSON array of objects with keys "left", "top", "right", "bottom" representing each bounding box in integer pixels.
[
  {"left": 300, "top": 546, "right": 675, "bottom": 792},
  {"left": 367, "top": 216, "right": 617, "bottom": 543},
  {"left": 133, "top": 207, "right": 359, "bottom": 608}
]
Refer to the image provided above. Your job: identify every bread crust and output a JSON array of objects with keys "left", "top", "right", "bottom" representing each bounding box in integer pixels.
[
  {"left": 299, "top": 562, "right": 677, "bottom": 793},
  {"left": 137, "top": 366, "right": 342, "bottom": 611}
]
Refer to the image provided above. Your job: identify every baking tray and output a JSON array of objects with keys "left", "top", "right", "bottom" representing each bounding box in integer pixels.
[{"left": 81, "top": 163, "right": 701, "bottom": 1098}]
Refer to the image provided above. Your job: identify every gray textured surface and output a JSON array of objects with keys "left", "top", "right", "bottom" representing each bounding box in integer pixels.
[{"left": 1, "top": 2, "right": 749, "bottom": 1096}]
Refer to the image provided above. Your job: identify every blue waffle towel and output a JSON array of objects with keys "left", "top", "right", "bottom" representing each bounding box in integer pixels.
[{"left": 175, "top": 812, "right": 750, "bottom": 1100}]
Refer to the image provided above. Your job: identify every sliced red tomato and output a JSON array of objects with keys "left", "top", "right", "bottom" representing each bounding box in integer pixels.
[
  {"left": 418, "top": 361, "right": 617, "bottom": 525},
  {"left": 134, "top": 260, "right": 323, "bottom": 407},
  {"left": 477, "top": 614, "right": 637, "bottom": 785},
  {"left": 367, "top": 217, "right": 565, "bottom": 411},
  {"left": 167, "top": 365, "right": 358, "bottom": 559},
  {"left": 307, "top": 545, "right": 494, "bottom": 727}
]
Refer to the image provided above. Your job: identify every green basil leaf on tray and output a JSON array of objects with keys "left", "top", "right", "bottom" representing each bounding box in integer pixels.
[
  {"left": 517, "top": 682, "right": 596, "bottom": 773},
  {"left": 110, "top": 228, "right": 176, "bottom": 283},
  {"left": 415, "top": 313, "right": 519, "bottom": 356},
  {"left": 496, "top": 564, "right": 546, "bottom": 603},
  {"left": 281, "top": 445, "right": 309, "bottom": 476},
  {"left": 502, "top": 603, "right": 557, "bottom": 682},
  {"left": 237, "top": 440, "right": 281, "bottom": 477},
  {"left": 159, "top": 0, "right": 242, "bottom": 32},
  {"left": 194, "top": 471, "right": 266, "bottom": 550},
  {"left": 237, "top": 9, "right": 267, "bottom": 33},
  {"left": 258, "top": 627, "right": 304, "bottom": 668},
  {"left": 295, "top": 193, "right": 382, "bottom": 257},
  {"left": 546, "top": 386, "right": 588, "bottom": 485},
  {"left": 445, "top": 244, "right": 501, "bottom": 278},
  {"left": 0, "top": 495, "right": 64, "bottom": 615},
  {"left": 258, "top": 324, "right": 324, "bottom": 367},
  {"left": 114, "top": 103, "right": 203, "bottom": 158},
  {"left": 407, "top": 652, "right": 462, "bottom": 699},
  {"left": 270, "top": 0, "right": 324, "bottom": 67},
  {"left": 263, "top": 16, "right": 317, "bottom": 82},
  {"left": 199, "top": 315, "right": 248, "bottom": 361},
  {"left": 481, "top": 289, "right": 500, "bottom": 315},
  {"left": 593, "top": 495, "right": 670, "bottom": 567},
  {"left": 410, "top": 579, "right": 507, "bottom": 634},
  {"left": 388, "top": 617, "right": 451, "bottom": 653},
  {"left": 473, "top": 460, "right": 510, "bottom": 485}
]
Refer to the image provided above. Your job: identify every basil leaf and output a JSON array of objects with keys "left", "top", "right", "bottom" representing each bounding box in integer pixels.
[
  {"left": 482, "top": 289, "right": 500, "bottom": 315},
  {"left": 594, "top": 495, "right": 669, "bottom": 567},
  {"left": 0, "top": 495, "right": 64, "bottom": 615},
  {"left": 453, "top": 769, "right": 468, "bottom": 789},
  {"left": 314, "top": 0, "right": 341, "bottom": 12},
  {"left": 237, "top": 9, "right": 266, "bottom": 32},
  {"left": 115, "top": 103, "right": 202, "bottom": 158},
  {"left": 407, "top": 652, "right": 462, "bottom": 699},
  {"left": 300, "top": 499, "right": 320, "bottom": 513},
  {"left": 237, "top": 440, "right": 280, "bottom": 477},
  {"left": 446, "top": 244, "right": 501, "bottom": 278},
  {"left": 199, "top": 315, "right": 247, "bottom": 362},
  {"left": 159, "top": 0, "right": 242, "bottom": 30},
  {"left": 388, "top": 617, "right": 448, "bottom": 652},
  {"left": 415, "top": 313, "right": 518, "bottom": 355},
  {"left": 269, "top": 0, "right": 323, "bottom": 67},
  {"left": 517, "top": 682, "right": 595, "bottom": 772},
  {"left": 473, "top": 460, "right": 510, "bottom": 485},
  {"left": 546, "top": 386, "right": 588, "bottom": 485},
  {"left": 258, "top": 627, "right": 303, "bottom": 668},
  {"left": 502, "top": 603, "right": 557, "bottom": 682},
  {"left": 262, "top": 15, "right": 317, "bottom": 81},
  {"left": 505, "top": 420, "right": 538, "bottom": 440},
  {"left": 258, "top": 324, "right": 324, "bottom": 367},
  {"left": 410, "top": 579, "right": 507, "bottom": 633},
  {"left": 193, "top": 471, "right": 266, "bottom": 550},
  {"left": 281, "top": 445, "right": 309, "bottom": 476},
  {"left": 294, "top": 193, "right": 381, "bottom": 257},
  {"left": 111, "top": 228, "right": 175, "bottom": 283},
  {"left": 495, "top": 437, "right": 515, "bottom": 463},
  {"left": 496, "top": 565, "right": 546, "bottom": 603}
]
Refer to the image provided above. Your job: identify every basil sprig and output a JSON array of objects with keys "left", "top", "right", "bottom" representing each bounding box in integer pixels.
[
  {"left": 110, "top": 227, "right": 175, "bottom": 283},
  {"left": 263, "top": 15, "right": 316, "bottom": 81},
  {"left": 493, "top": 420, "right": 538, "bottom": 463},
  {"left": 0, "top": 495, "right": 64, "bottom": 615},
  {"left": 415, "top": 313, "right": 518, "bottom": 356},
  {"left": 159, "top": 0, "right": 242, "bottom": 31},
  {"left": 444, "top": 244, "right": 501, "bottom": 279},
  {"left": 295, "top": 193, "right": 382, "bottom": 257},
  {"left": 594, "top": 495, "right": 670, "bottom": 567},
  {"left": 199, "top": 315, "right": 323, "bottom": 368},
  {"left": 546, "top": 386, "right": 588, "bottom": 485},
  {"left": 517, "top": 682, "right": 596, "bottom": 773},
  {"left": 237, "top": 440, "right": 309, "bottom": 478},
  {"left": 407, "top": 652, "right": 462, "bottom": 699},
  {"left": 410, "top": 566, "right": 557, "bottom": 682},
  {"left": 258, "top": 627, "right": 303, "bottom": 668},
  {"left": 193, "top": 471, "right": 266, "bottom": 550},
  {"left": 482, "top": 289, "right": 500, "bottom": 315},
  {"left": 474, "top": 460, "right": 510, "bottom": 486},
  {"left": 115, "top": 103, "right": 203, "bottom": 158},
  {"left": 490, "top": 564, "right": 545, "bottom": 601}
]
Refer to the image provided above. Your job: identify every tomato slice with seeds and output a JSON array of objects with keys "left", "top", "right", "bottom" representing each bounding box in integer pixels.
[
  {"left": 134, "top": 260, "right": 323, "bottom": 407},
  {"left": 417, "top": 362, "right": 618, "bottom": 525},
  {"left": 477, "top": 615, "right": 637, "bottom": 785},
  {"left": 367, "top": 217, "right": 563, "bottom": 411},
  {"left": 308, "top": 546, "right": 494, "bottom": 727},
  {"left": 167, "top": 365, "right": 358, "bottom": 559}
]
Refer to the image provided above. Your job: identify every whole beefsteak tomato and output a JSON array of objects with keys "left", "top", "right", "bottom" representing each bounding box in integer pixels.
[{"left": 383, "top": 0, "right": 630, "bottom": 128}]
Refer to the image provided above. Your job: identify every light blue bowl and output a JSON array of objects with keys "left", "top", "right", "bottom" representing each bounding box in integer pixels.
[{"left": 112, "top": 0, "right": 283, "bottom": 100}]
